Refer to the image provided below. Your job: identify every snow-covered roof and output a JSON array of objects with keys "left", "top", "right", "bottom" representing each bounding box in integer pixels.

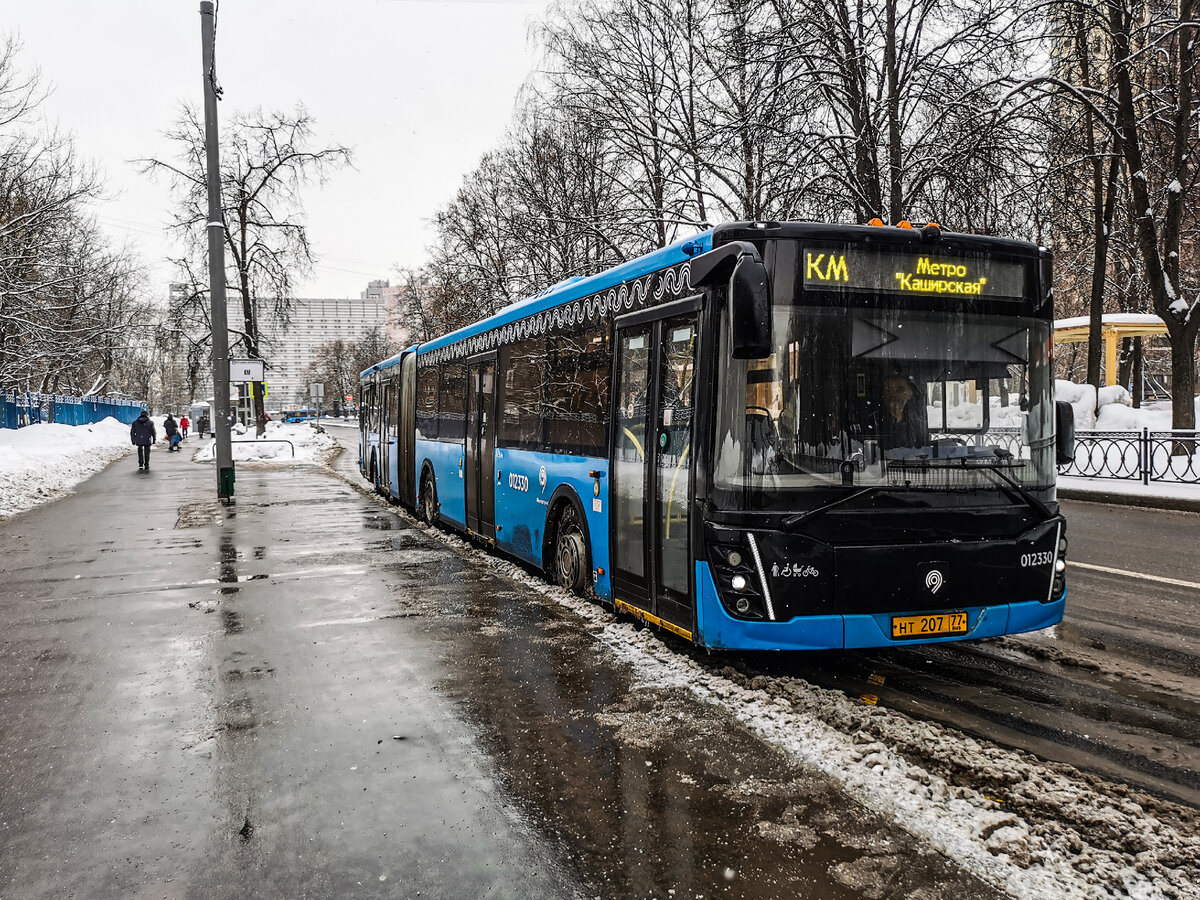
[{"left": 1054, "top": 313, "right": 1166, "bottom": 330}]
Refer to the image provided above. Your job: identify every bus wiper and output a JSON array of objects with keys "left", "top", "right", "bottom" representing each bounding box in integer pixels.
[
  {"left": 781, "top": 486, "right": 885, "bottom": 532},
  {"left": 965, "top": 459, "right": 1053, "bottom": 519},
  {"left": 890, "top": 456, "right": 1052, "bottom": 519}
]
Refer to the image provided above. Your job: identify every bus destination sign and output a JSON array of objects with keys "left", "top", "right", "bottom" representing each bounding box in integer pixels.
[{"left": 801, "top": 248, "right": 1027, "bottom": 298}]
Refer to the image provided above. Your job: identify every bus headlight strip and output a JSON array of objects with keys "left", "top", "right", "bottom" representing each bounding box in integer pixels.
[{"left": 746, "top": 533, "right": 775, "bottom": 621}]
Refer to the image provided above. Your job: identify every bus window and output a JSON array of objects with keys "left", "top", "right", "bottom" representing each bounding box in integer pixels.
[
  {"left": 439, "top": 363, "right": 467, "bottom": 441},
  {"left": 544, "top": 324, "right": 610, "bottom": 457},
  {"left": 416, "top": 364, "right": 439, "bottom": 441},
  {"left": 499, "top": 338, "right": 546, "bottom": 450}
]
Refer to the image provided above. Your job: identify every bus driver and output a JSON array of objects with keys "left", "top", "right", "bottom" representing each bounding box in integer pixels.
[{"left": 877, "top": 373, "right": 926, "bottom": 451}]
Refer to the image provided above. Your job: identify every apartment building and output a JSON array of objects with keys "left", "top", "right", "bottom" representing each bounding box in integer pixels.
[{"left": 228, "top": 291, "right": 388, "bottom": 406}]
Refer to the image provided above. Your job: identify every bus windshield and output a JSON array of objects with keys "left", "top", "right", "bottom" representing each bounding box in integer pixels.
[{"left": 713, "top": 298, "right": 1055, "bottom": 508}]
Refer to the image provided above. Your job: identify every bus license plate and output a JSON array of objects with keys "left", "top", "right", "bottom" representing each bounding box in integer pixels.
[{"left": 891, "top": 611, "right": 968, "bottom": 639}]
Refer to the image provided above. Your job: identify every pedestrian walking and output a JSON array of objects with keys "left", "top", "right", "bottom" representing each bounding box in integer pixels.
[
  {"left": 163, "top": 414, "right": 181, "bottom": 452},
  {"left": 180, "top": 415, "right": 190, "bottom": 439},
  {"left": 130, "top": 410, "right": 156, "bottom": 470}
]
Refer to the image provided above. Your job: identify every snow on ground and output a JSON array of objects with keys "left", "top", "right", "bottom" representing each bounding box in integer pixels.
[
  {"left": 1058, "top": 473, "right": 1200, "bottom": 504},
  {"left": 0, "top": 417, "right": 134, "bottom": 520},
  {"left": 191, "top": 421, "right": 340, "bottom": 464},
  {"left": 1056, "top": 380, "right": 1199, "bottom": 432},
  {"left": 0, "top": 419, "right": 341, "bottom": 520},
  {"left": 363, "top": 495, "right": 1200, "bottom": 900}
]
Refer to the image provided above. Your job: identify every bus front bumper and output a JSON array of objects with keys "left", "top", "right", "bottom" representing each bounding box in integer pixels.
[{"left": 695, "top": 562, "right": 1065, "bottom": 651}]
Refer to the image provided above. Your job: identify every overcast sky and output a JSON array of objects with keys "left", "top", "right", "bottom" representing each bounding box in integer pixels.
[{"left": 3, "top": 0, "right": 548, "bottom": 299}]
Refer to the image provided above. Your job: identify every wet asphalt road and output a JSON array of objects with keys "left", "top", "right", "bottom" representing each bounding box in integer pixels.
[{"left": 0, "top": 439, "right": 1004, "bottom": 900}]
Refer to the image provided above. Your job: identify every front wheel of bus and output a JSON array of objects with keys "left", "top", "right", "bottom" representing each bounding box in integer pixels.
[
  {"left": 553, "top": 503, "right": 588, "bottom": 594},
  {"left": 420, "top": 474, "right": 438, "bottom": 526}
]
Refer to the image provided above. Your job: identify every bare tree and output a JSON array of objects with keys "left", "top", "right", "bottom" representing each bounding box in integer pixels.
[
  {"left": 767, "top": 0, "right": 1044, "bottom": 227},
  {"left": 141, "top": 104, "right": 351, "bottom": 432},
  {"left": 0, "top": 35, "right": 151, "bottom": 398},
  {"left": 1024, "top": 0, "right": 1200, "bottom": 428}
]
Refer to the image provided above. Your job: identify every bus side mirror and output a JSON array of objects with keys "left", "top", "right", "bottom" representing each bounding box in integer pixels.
[
  {"left": 688, "top": 240, "right": 773, "bottom": 359},
  {"left": 1055, "top": 400, "right": 1075, "bottom": 466},
  {"left": 729, "top": 256, "right": 772, "bottom": 359}
]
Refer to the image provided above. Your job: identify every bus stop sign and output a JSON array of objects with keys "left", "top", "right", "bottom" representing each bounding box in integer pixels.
[{"left": 230, "top": 359, "right": 265, "bottom": 382}]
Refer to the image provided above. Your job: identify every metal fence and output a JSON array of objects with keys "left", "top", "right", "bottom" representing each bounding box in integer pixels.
[
  {"left": 1061, "top": 429, "right": 1200, "bottom": 484},
  {"left": 1, "top": 390, "right": 144, "bottom": 430}
]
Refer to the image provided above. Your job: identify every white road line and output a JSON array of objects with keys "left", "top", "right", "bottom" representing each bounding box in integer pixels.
[{"left": 1069, "top": 560, "right": 1200, "bottom": 590}]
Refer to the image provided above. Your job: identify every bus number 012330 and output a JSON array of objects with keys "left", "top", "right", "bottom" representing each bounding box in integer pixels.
[{"left": 1020, "top": 551, "right": 1054, "bottom": 567}]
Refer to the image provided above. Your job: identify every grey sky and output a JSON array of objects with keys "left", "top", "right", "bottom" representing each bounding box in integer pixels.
[{"left": 3, "top": 0, "right": 547, "bottom": 299}]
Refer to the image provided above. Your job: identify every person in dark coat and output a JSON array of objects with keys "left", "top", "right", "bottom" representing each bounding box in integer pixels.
[
  {"left": 130, "top": 410, "right": 157, "bottom": 470},
  {"left": 163, "top": 414, "right": 180, "bottom": 452},
  {"left": 875, "top": 374, "right": 928, "bottom": 451}
]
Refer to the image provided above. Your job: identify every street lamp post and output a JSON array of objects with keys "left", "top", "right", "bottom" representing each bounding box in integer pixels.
[{"left": 200, "top": 1, "right": 235, "bottom": 501}]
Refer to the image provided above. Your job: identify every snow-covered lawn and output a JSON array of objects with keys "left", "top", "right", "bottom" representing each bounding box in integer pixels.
[
  {"left": 0, "top": 418, "right": 341, "bottom": 521},
  {"left": 191, "top": 420, "right": 340, "bottom": 464},
  {"left": 0, "top": 417, "right": 134, "bottom": 520},
  {"left": 1057, "top": 380, "right": 1198, "bottom": 431}
]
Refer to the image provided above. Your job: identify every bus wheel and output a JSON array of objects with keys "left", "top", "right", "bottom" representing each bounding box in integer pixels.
[
  {"left": 553, "top": 503, "right": 588, "bottom": 594},
  {"left": 420, "top": 474, "right": 439, "bottom": 526}
]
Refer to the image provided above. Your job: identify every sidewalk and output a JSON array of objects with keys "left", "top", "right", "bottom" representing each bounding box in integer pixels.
[
  {"left": 0, "top": 442, "right": 577, "bottom": 899},
  {"left": 1057, "top": 475, "right": 1200, "bottom": 513}
]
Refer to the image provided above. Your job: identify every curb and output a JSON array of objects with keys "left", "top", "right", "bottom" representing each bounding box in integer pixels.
[{"left": 1058, "top": 487, "right": 1200, "bottom": 514}]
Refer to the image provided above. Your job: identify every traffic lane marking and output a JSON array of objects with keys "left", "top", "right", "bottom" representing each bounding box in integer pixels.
[{"left": 1069, "top": 560, "right": 1200, "bottom": 591}]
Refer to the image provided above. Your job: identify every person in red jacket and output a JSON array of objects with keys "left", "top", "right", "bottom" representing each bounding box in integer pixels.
[{"left": 180, "top": 415, "right": 190, "bottom": 439}]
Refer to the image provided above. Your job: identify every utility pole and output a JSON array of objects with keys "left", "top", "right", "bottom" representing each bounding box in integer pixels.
[{"left": 200, "top": 0, "right": 235, "bottom": 502}]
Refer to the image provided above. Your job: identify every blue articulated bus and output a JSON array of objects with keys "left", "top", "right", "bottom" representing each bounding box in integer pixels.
[{"left": 359, "top": 221, "right": 1071, "bottom": 651}]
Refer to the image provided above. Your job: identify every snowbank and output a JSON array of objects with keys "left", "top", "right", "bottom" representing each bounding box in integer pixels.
[
  {"left": 1055, "top": 380, "right": 1199, "bottom": 431},
  {"left": 0, "top": 417, "right": 134, "bottom": 520},
  {"left": 1055, "top": 380, "right": 1098, "bottom": 429},
  {"left": 191, "top": 420, "right": 339, "bottom": 464}
]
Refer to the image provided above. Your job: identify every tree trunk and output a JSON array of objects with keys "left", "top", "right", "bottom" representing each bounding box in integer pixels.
[
  {"left": 1169, "top": 330, "right": 1197, "bottom": 428},
  {"left": 1169, "top": 337, "right": 1196, "bottom": 455},
  {"left": 1117, "top": 337, "right": 1133, "bottom": 389},
  {"left": 885, "top": 0, "right": 903, "bottom": 223},
  {"left": 1132, "top": 336, "right": 1143, "bottom": 409}
]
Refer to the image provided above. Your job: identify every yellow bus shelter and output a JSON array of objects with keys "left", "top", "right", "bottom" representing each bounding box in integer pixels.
[{"left": 1053, "top": 314, "right": 1168, "bottom": 386}]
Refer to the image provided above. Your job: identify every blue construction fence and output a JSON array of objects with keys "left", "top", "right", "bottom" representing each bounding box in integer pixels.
[{"left": 1, "top": 389, "right": 145, "bottom": 429}]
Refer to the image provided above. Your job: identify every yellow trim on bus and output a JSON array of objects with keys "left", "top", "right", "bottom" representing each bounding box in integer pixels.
[
  {"left": 622, "top": 427, "right": 645, "bottom": 461},
  {"left": 664, "top": 441, "right": 690, "bottom": 539},
  {"left": 614, "top": 598, "right": 694, "bottom": 642}
]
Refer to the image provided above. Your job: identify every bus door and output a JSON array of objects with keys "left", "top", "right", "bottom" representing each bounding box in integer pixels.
[
  {"left": 611, "top": 299, "right": 700, "bottom": 633},
  {"left": 380, "top": 380, "right": 395, "bottom": 494},
  {"left": 464, "top": 354, "right": 497, "bottom": 541},
  {"left": 397, "top": 353, "right": 416, "bottom": 507}
]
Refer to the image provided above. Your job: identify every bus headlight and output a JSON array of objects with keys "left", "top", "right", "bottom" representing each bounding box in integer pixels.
[
  {"left": 727, "top": 550, "right": 743, "bottom": 567},
  {"left": 731, "top": 574, "right": 748, "bottom": 592},
  {"left": 1055, "top": 558, "right": 1066, "bottom": 573}
]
